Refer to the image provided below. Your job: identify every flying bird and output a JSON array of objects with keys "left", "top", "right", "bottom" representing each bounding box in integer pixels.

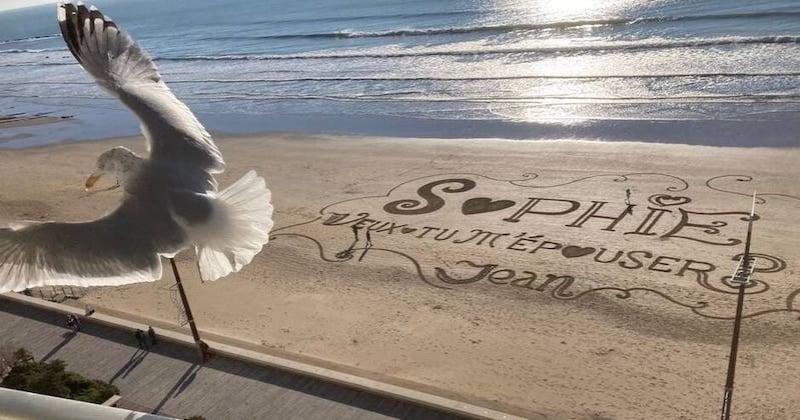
[{"left": 0, "top": 2, "right": 273, "bottom": 293}]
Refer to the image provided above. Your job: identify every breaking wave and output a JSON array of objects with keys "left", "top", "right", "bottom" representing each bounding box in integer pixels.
[
  {"left": 160, "top": 35, "right": 800, "bottom": 61},
  {"left": 203, "top": 12, "right": 800, "bottom": 41}
]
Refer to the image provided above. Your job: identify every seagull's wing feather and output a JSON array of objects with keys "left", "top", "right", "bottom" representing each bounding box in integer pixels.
[
  {"left": 57, "top": 2, "right": 224, "bottom": 173},
  {"left": 0, "top": 201, "right": 162, "bottom": 293}
]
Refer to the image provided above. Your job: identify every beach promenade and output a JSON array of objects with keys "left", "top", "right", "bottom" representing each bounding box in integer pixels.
[{"left": 0, "top": 296, "right": 474, "bottom": 420}]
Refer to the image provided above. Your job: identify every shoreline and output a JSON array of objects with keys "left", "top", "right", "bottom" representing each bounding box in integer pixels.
[
  {"left": 2, "top": 106, "right": 799, "bottom": 149},
  {"left": 0, "top": 114, "right": 71, "bottom": 129},
  {"left": 2, "top": 129, "right": 799, "bottom": 154},
  {"left": 1, "top": 133, "right": 799, "bottom": 418}
]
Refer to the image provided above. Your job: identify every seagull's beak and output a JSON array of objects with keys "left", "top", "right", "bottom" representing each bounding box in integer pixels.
[{"left": 85, "top": 172, "right": 102, "bottom": 190}]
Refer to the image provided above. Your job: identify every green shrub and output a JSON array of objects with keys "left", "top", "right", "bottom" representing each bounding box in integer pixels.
[{"left": 1, "top": 348, "right": 118, "bottom": 404}]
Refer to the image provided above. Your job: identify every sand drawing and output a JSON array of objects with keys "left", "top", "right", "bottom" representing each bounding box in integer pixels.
[{"left": 272, "top": 172, "right": 799, "bottom": 320}]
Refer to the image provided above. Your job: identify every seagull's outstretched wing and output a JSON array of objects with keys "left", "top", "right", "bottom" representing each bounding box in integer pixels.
[
  {"left": 0, "top": 202, "right": 162, "bottom": 293},
  {"left": 57, "top": 2, "right": 224, "bottom": 173}
]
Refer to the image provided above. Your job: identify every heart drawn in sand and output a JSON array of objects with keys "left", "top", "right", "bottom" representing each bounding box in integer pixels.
[
  {"left": 400, "top": 227, "right": 417, "bottom": 234},
  {"left": 648, "top": 194, "right": 692, "bottom": 207},
  {"left": 562, "top": 246, "right": 596, "bottom": 258},
  {"left": 462, "top": 198, "right": 516, "bottom": 215}
]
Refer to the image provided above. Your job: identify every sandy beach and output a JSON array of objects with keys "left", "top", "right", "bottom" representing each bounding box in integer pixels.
[{"left": 1, "top": 134, "right": 799, "bottom": 419}]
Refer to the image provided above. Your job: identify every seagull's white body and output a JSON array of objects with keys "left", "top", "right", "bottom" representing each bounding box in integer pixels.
[{"left": 0, "top": 2, "right": 273, "bottom": 293}]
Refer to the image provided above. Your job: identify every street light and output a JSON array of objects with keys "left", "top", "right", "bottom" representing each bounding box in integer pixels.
[
  {"left": 720, "top": 192, "right": 757, "bottom": 420},
  {"left": 168, "top": 258, "right": 209, "bottom": 362}
]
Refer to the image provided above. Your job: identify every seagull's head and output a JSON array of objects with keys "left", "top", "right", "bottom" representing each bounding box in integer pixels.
[{"left": 85, "top": 146, "right": 141, "bottom": 190}]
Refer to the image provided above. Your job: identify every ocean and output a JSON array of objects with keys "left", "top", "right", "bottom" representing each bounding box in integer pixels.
[{"left": 1, "top": 0, "right": 799, "bottom": 147}]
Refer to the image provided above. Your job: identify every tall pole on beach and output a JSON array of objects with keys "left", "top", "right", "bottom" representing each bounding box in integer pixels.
[
  {"left": 169, "top": 258, "right": 202, "bottom": 346},
  {"left": 720, "top": 192, "right": 757, "bottom": 420}
]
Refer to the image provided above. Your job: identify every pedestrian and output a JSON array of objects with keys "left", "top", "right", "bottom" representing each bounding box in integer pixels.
[
  {"left": 625, "top": 188, "right": 632, "bottom": 205},
  {"left": 70, "top": 315, "right": 81, "bottom": 332},
  {"left": 65, "top": 314, "right": 81, "bottom": 332},
  {"left": 147, "top": 326, "right": 157, "bottom": 346},
  {"left": 135, "top": 329, "right": 148, "bottom": 350}
]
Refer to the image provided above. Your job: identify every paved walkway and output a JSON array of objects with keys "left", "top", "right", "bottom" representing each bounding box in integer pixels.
[{"left": 0, "top": 298, "right": 464, "bottom": 420}]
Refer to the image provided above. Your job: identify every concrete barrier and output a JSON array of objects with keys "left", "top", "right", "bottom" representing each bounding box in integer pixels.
[{"left": 101, "top": 394, "right": 122, "bottom": 407}]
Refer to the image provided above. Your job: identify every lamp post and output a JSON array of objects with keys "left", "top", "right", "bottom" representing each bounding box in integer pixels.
[
  {"left": 168, "top": 258, "right": 207, "bottom": 361},
  {"left": 720, "top": 192, "right": 757, "bottom": 420}
]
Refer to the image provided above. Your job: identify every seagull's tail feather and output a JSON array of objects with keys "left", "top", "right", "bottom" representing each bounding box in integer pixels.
[{"left": 194, "top": 171, "right": 273, "bottom": 281}]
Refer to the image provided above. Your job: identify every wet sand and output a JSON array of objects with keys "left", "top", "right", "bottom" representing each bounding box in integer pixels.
[{"left": 0, "top": 113, "right": 70, "bottom": 129}]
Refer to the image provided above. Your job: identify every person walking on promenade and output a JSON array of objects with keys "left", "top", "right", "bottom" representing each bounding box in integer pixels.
[
  {"left": 625, "top": 188, "right": 632, "bottom": 205},
  {"left": 66, "top": 314, "right": 81, "bottom": 332},
  {"left": 148, "top": 326, "right": 157, "bottom": 346},
  {"left": 65, "top": 315, "right": 75, "bottom": 332}
]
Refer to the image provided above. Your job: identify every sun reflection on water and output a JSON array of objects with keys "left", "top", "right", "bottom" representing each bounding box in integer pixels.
[
  {"left": 537, "top": 0, "right": 613, "bottom": 18},
  {"left": 501, "top": 0, "right": 634, "bottom": 20},
  {"left": 484, "top": 0, "right": 650, "bottom": 124}
]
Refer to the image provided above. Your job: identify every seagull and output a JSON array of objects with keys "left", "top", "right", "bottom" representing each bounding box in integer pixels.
[{"left": 0, "top": 2, "right": 273, "bottom": 293}]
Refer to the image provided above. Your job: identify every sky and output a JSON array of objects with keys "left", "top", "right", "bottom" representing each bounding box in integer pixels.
[{"left": 0, "top": 0, "right": 68, "bottom": 12}]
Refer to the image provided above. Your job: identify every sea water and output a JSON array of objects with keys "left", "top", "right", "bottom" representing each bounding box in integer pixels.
[{"left": 0, "top": 0, "right": 799, "bottom": 147}]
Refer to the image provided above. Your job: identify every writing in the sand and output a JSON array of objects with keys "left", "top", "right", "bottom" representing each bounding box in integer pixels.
[
  {"left": 323, "top": 212, "right": 718, "bottom": 283},
  {"left": 432, "top": 253, "right": 787, "bottom": 299},
  {"left": 275, "top": 171, "right": 799, "bottom": 318},
  {"left": 268, "top": 169, "right": 800, "bottom": 318},
  {"left": 383, "top": 178, "right": 755, "bottom": 247},
  {"left": 435, "top": 260, "right": 578, "bottom": 297}
]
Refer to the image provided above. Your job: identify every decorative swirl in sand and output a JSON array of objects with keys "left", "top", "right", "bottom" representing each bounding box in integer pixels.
[
  {"left": 551, "top": 286, "right": 709, "bottom": 312},
  {"left": 705, "top": 175, "right": 800, "bottom": 204},
  {"left": 510, "top": 172, "right": 689, "bottom": 192}
]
